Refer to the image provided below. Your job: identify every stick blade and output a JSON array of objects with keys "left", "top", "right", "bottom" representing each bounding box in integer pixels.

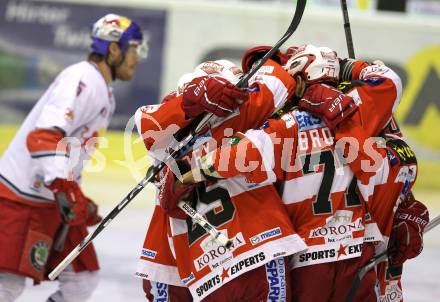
[{"left": 48, "top": 245, "right": 81, "bottom": 280}]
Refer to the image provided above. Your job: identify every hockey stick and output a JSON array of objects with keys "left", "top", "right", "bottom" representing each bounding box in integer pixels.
[
  {"left": 344, "top": 214, "right": 440, "bottom": 302},
  {"left": 340, "top": 0, "right": 355, "bottom": 58},
  {"left": 179, "top": 201, "right": 232, "bottom": 248},
  {"left": 192, "top": 0, "right": 306, "bottom": 134},
  {"left": 48, "top": 142, "right": 205, "bottom": 280},
  {"left": 48, "top": 0, "right": 307, "bottom": 280},
  {"left": 239, "top": 0, "right": 307, "bottom": 88}
]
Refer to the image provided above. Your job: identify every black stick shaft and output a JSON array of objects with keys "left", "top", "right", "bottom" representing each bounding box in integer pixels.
[
  {"left": 49, "top": 0, "right": 308, "bottom": 280},
  {"left": 192, "top": 0, "right": 306, "bottom": 136},
  {"left": 345, "top": 214, "right": 440, "bottom": 302},
  {"left": 340, "top": 0, "right": 355, "bottom": 58}
]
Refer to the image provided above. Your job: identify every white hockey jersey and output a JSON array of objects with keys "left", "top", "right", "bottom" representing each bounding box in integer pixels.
[{"left": 0, "top": 61, "right": 115, "bottom": 205}]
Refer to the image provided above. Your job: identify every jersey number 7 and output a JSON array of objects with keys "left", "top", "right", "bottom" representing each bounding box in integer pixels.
[{"left": 301, "top": 149, "right": 361, "bottom": 215}]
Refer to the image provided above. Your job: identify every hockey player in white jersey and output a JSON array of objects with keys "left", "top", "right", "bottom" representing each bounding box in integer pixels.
[{"left": 0, "top": 14, "right": 146, "bottom": 302}]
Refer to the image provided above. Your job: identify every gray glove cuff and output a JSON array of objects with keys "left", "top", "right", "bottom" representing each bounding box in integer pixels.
[{"left": 339, "top": 58, "right": 356, "bottom": 82}]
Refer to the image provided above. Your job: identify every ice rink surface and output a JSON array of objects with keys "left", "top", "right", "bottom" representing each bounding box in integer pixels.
[{"left": 16, "top": 191, "right": 440, "bottom": 302}]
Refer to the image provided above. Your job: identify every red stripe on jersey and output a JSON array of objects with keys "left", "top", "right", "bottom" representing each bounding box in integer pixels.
[{"left": 26, "top": 129, "right": 66, "bottom": 154}]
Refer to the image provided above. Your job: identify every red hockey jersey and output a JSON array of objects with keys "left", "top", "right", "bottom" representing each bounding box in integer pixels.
[
  {"left": 202, "top": 61, "right": 402, "bottom": 269},
  {"left": 335, "top": 122, "right": 417, "bottom": 302},
  {"left": 205, "top": 110, "right": 384, "bottom": 268},
  {"left": 135, "top": 59, "right": 306, "bottom": 301}
]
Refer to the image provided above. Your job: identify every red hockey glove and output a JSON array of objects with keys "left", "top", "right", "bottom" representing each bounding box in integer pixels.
[
  {"left": 298, "top": 84, "right": 358, "bottom": 130},
  {"left": 159, "top": 167, "right": 196, "bottom": 219},
  {"left": 86, "top": 198, "right": 102, "bottom": 226},
  {"left": 46, "top": 178, "right": 89, "bottom": 226},
  {"left": 389, "top": 197, "right": 429, "bottom": 267},
  {"left": 182, "top": 76, "right": 248, "bottom": 118}
]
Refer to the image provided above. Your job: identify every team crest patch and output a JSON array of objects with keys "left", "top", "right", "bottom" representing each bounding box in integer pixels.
[
  {"left": 230, "top": 136, "right": 242, "bottom": 145},
  {"left": 30, "top": 174, "right": 45, "bottom": 192},
  {"left": 30, "top": 240, "right": 50, "bottom": 271}
]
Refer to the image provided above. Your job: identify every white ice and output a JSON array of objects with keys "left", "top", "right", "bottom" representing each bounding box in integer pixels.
[{"left": 16, "top": 200, "right": 440, "bottom": 302}]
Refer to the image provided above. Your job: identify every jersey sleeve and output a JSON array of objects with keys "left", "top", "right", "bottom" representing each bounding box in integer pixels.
[
  {"left": 134, "top": 95, "right": 191, "bottom": 161},
  {"left": 244, "top": 58, "right": 297, "bottom": 118},
  {"left": 334, "top": 120, "right": 388, "bottom": 185},
  {"left": 341, "top": 63, "right": 402, "bottom": 136},
  {"left": 212, "top": 59, "right": 296, "bottom": 136},
  {"left": 136, "top": 205, "right": 183, "bottom": 286},
  {"left": 34, "top": 69, "right": 101, "bottom": 136},
  {"left": 25, "top": 128, "right": 70, "bottom": 183},
  {"left": 27, "top": 68, "right": 103, "bottom": 183},
  {"left": 203, "top": 115, "right": 298, "bottom": 184},
  {"left": 333, "top": 119, "right": 417, "bottom": 208}
]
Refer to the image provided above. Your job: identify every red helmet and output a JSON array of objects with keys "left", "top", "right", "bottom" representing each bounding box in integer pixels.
[{"left": 241, "top": 46, "right": 288, "bottom": 74}]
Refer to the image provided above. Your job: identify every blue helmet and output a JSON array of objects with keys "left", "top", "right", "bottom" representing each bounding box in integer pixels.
[{"left": 90, "top": 14, "right": 148, "bottom": 59}]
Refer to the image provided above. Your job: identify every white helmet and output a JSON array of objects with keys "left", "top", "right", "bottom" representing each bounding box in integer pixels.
[
  {"left": 176, "top": 60, "right": 243, "bottom": 95},
  {"left": 284, "top": 45, "right": 339, "bottom": 85}
]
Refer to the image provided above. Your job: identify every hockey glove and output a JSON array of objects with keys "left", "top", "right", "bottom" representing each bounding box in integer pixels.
[
  {"left": 339, "top": 58, "right": 370, "bottom": 81},
  {"left": 46, "top": 178, "right": 89, "bottom": 226},
  {"left": 159, "top": 166, "right": 196, "bottom": 220},
  {"left": 182, "top": 76, "right": 248, "bottom": 118},
  {"left": 86, "top": 198, "right": 102, "bottom": 226},
  {"left": 389, "top": 196, "right": 429, "bottom": 267},
  {"left": 298, "top": 84, "right": 358, "bottom": 130}
]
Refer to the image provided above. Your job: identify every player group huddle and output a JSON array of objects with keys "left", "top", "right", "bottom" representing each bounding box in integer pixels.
[
  {"left": 0, "top": 13, "right": 430, "bottom": 302},
  {"left": 135, "top": 45, "right": 429, "bottom": 302}
]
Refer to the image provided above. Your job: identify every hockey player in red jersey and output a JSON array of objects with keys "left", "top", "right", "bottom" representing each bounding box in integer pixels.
[
  {"left": 183, "top": 106, "right": 380, "bottom": 302},
  {"left": 286, "top": 45, "right": 428, "bottom": 301},
  {"left": 178, "top": 44, "right": 412, "bottom": 301},
  {"left": 246, "top": 43, "right": 427, "bottom": 301},
  {"left": 0, "top": 14, "right": 146, "bottom": 302},
  {"left": 135, "top": 56, "right": 308, "bottom": 301},
  {"left": 334, "top": 120, "right": 429, "bottom": 302}
]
